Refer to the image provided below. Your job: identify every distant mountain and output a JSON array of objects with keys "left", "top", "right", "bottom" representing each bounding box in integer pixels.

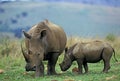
[
  {"left": 0, "top": 2, "right": 120, "bottom": 38},
  {"left": 0, "top": 0, "right": 120, "bottom": 7}
]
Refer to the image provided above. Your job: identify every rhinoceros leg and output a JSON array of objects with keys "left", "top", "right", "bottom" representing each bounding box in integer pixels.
[
  {"left": 35, "top": 62, "right": 44, "bottom": 77},
  {"left": 103, "top": 59, "right": 111, "bottom": 73},
  {"left": 103, "top": 60, "right": 110, "bottom": 73},
  {"left": 102, "top": 50, "right": 112, "bottom": 73},
  {"left": 77, "top": 59, "right": 83, "bottom": 74},
  {"left": 83, "top": 62, "right": 88, "bottom": 73},
  {"left": 47, "top": 53, "right": 59, "bottom": 75}
]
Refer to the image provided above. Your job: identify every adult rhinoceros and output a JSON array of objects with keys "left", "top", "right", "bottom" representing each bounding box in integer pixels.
[{"left": 21, "top": 19, "right": 67, "bottom": 77}]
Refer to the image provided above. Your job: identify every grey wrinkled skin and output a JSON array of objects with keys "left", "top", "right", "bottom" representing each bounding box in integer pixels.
[
  {"left": 21, "top": 19, "right": 67, "bottom": 77},
  {"left": 60, "top": 41, "right": 118, "bottom": 74}
]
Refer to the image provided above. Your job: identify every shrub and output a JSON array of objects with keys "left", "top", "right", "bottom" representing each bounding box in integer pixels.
[
  {"left": 21, "top": 12, "right": 28, "bottom": 17},
  {"left": 105, "top": 33, "right": 116, "bottom": 42},
  {"left": 0, "top": 8, "right": 5, "bottom": 13},
  {"left": 13, "top": 28, "right": 22, "bottom": 38},
  {"left": 10, "top": 18, "right": 18, "bottom": 24},
  {"left": 0, "top": 20, "right": 2, "bottom": 24}
]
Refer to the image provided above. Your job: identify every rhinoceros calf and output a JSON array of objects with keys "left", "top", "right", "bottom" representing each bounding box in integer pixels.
[
  {"left": 60, "top": 40, "right": 117, "bottom": 74},
  {"left": 21, "top": 19, "right": 67, "bottom": 77}
]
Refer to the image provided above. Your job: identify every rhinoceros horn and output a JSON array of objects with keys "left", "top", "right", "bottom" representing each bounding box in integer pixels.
[{"left": 21, "top": 43, "right": 29, "bottom": 62}]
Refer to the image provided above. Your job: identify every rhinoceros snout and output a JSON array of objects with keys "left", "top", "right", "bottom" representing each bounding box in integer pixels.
[
  {"left": 59, "top": 64, "right": 65, "bottom": 71},
  {"left": 32, "top": 66, "right": 36, "bottom": 71},
  {"left": 25, "top": 65, "right": 36, "bottom": 71}
]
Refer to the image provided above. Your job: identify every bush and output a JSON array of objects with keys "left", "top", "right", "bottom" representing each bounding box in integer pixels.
[
  {"left": 0, "top": 8, "right": 5, "bottom": 13},
  {"left": 21, "top": 12, "right": 28, "bottom": 17},
  {"left": 13, "top": 28, "right": 22, "bottom": 38},
  {"left": 105, "top": 33, "right": 116, "bottom": 42}
]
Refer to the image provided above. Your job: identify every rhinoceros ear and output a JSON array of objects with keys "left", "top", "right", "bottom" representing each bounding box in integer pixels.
[
  {"left": 23, "top": 30, "right": 31, "bottom": 39},
  {"left": 43, "top": 19, "right": 49, "bottom": 24},
  {"left": 40, "top": 29, "right": 47, "bottom": 39},
  {"left": 44, "top": 19, "right": 49, "bottom": 23}
]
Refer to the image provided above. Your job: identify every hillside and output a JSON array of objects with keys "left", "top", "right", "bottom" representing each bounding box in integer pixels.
[
  {"left": 1, "top": 0, "right": 120, "bottom": 7},
  {"left": 0, "top": 2, "right": 120, "bottom": 38}
]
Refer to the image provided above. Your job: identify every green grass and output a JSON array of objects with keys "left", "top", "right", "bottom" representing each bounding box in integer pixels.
[
  {"left": 0, "top": 38, "right": 120, "bottom": 81},
  {"left": 0, "top": 58, "right": 120, "bottom": 81}
]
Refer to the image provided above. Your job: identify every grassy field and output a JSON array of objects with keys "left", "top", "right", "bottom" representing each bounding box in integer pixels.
[{"left": 0, "top": 36, "right": 120, "bottom": 81}]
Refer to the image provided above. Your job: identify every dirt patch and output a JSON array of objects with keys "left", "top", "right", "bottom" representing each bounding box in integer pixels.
[{"left": 0, "top": 69, "right": 4, "bottom": 74}]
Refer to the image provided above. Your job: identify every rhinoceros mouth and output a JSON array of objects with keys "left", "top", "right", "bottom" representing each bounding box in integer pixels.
[
  {"left": 59, "top": 64, "right": 67, "bottom": 71},
  {"left": 26, "top": 66, "right": 36, "bottom": 71}
]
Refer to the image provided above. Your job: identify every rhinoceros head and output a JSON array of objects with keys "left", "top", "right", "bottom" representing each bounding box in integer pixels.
[
  {"left": 59, "top": 47, "right": 73, "bottom": 71},
  {"left": 22, "top": 23, "right": 48, "bottom": 71},
  {"left": 60, "top": 44, "right": 77, "bottom": 71}
]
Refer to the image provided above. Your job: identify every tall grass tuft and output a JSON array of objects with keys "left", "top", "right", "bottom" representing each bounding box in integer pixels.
[
  {"left": 0, "top": 36, "right": 25, "bottom": 69},
  {"left": 105, "top": 33, "right": 116, "bottom": 42}
]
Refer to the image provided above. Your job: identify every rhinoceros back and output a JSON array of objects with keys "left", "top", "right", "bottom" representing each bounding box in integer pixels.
[
  {"left": 45, "top": 21, "right": 67, "bottom": 53},
  {"left": 25, "top": 20, "right": 67, "bottom": 54}
]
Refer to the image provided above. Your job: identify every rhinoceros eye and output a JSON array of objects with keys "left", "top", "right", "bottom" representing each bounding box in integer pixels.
[
  {"left": 37, "top": 53, "right": 40, "bottom": 55},
  {"left": 28, "top": 50, "right": 32, "bottom": 55},
  {"left": 62, "top": 61, "right": 65, "bottom": 64}
]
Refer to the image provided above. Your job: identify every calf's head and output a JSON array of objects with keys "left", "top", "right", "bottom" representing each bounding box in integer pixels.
[
  {"left": 59, "top": 48, "right": 73, "bottom": 71},
  {"left": 21, "top": 29, "right": 47, "bottom": 71}
]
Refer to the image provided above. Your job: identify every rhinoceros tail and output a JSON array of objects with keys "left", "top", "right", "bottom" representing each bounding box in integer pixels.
[{"left": 112, "top": 48, "right": 118, "bottom": 62}]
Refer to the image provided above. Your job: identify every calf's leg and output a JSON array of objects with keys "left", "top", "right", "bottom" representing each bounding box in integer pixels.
[
  {"left": 83, "top": 62, "right": 88, "bottom": 73},
  {"left": 103, "top": 59, "right": 111, "bottom": 73},
  {"left": 102, "top": 49, "right": 112, "bottom": 73},
  {"left": 77, "top": 59, "right": 83, "bottom": 74}
]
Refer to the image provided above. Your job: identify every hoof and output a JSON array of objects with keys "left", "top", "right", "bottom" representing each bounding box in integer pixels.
[
  {"left": 103, "top": 70, "right": 108, "bottom": 73},
  {"left": 47, "top": 72, "right": 57, "bottom": 75}
]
